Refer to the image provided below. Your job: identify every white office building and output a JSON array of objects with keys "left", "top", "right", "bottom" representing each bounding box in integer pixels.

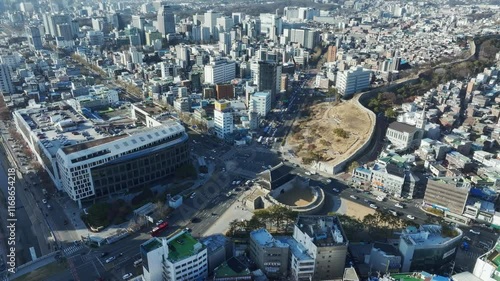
[
  {"left": 141, "top": 230, "right": 208, "bottom": 281},
  {"left": 214, "top": 100, "right": 233, "bottom": 139},
  {"left": 249, "top": 91, "right": 271, "bottom": 117},
  {"left": 204, "top": 59, "right": 236, "bottom": 84},
  {"left": 335, "top": 66, "right": 371, "bottom": 98}
]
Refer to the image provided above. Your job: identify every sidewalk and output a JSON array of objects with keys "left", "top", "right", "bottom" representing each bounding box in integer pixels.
[{"left": 9, "top": 252, "right": 58, "bottom": 280}]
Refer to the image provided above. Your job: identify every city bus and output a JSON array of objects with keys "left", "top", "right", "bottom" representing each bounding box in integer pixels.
[{"left": 150, "top": 221, "right": 168, "bottom": 237}]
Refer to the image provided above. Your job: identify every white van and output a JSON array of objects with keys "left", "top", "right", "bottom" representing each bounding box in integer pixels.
[{"left": 133, "top": 258, "right": 143, "bottom": 267}]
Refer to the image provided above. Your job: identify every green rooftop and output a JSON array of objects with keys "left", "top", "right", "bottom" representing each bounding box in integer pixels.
[
  {"left": 388, "top": 274, "right": 422, "bottom": 281},
  {"left": 214, "top": 258, "right": 251, "bottom": 278},
  {"left": 142, "top": 238, "right": 163, "bottom": 253},
  {"left": 167, "top": 232, "right": 204, "bottom": 262}
]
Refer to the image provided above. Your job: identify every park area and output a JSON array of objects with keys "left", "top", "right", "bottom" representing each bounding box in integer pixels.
[{"left": 287, "top": 99, "right": 373, "bottom": 166}]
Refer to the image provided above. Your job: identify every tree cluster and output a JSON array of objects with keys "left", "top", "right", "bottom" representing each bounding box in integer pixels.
[{"left": 227, "top": 205, "right": 299, "bottom": 237}]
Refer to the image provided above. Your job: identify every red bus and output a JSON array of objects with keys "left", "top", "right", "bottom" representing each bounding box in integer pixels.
[{"left": 151, "top": 222, "right": 168, "bottom": 237}]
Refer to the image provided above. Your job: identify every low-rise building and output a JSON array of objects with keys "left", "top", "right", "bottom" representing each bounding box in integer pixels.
[
  {"left": 386, "top": 122, "right": 424, "bottom": 151},
  {"left": 423, "top": 177, "right": 471, "bottom": 219},
  {"left": 294, "top": 215, "right": 348, "bottom": 280},
  {"left": 141, "top": 230, "right": 208, "bottom": 281},
  {"left": 249, "top": 228, "right": 290, "bottom": 278},
  {"left": 399, "top": 225, "right": 462, "bottom": 272}
]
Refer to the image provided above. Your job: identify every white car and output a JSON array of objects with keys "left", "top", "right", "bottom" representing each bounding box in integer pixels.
[
  {"left": 369, "top": 204, "right": 378, "bottom": 209},
  {"left": 42, "top": 199, "right": 47, "bottom": 204},
  {"left": 122, "top": 273, "right": 133, "bottom": 280},
  {"left": 190, "top": 193, "right": 196, "bottom": 199},
  {"left": 326, "top": 179, "right": 332, "bottom": 183},
  {"left": 156, "top": 220, "right": 164, "bottom": 226},
  {"left": 349, "top": 195, "right": 358, "bottom": 200},
  {"left": 470, "top": 229, "right": 480, "bottom": 235},
  {"left": 407, "top": 215, "right": 415, "bottom": 220},
  {"left": 105, "top": 256, "right": 116, "bottom": 263},
  {"left": 395, "top": 203, "right": 404, "bottom": 208},
  {"left": 305, "top": 172, "right": 311, "bottom": 176},
  {"left": 332, "top": 188, "right": 340, "bottom": 193}
]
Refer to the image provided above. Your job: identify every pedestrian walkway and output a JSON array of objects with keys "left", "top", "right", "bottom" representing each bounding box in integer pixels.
[{"left": 63, "top": 244, "right": 86, "bottom": 256}]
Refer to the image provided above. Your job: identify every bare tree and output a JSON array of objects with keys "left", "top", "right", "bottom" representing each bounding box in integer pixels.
[{"left": 154, "top": 201, "right": 170, "bottom": 219}]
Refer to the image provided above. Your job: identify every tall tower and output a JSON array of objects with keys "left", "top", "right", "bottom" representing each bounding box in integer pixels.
[
  {"left": 26, "top": 26, "right": 43, "bottom": 50},
  {"left": 0, "top": 64, "right": 14, "bottom": 95},
  {"left": 157, "top": 5, "right": 175, "bottom": 36}
]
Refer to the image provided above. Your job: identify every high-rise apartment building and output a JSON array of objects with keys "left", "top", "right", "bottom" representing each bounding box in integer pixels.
[
  {"left": 26, "top": 26, "right": 43, "bottom": 50},
  {"left": 157, "top": 5, "right": 175, "bottom": 36},
  {"left": 204, "top": 59, "right": 236, "bottom": 84},
  {"left": 326, "top": 45, "right": 337, "bottom": 62},
  {"left": 131, "top": 15, "right": 146, "bottom": 30},
  {"left": 42, "top": 14, "right": 72, "bottom": 38},
  {"left": 214, "top": 100, "right": 233, "bottom": 139},
  {"left": 0, "top": 64, "right": 14, "bottom": 95},
  {"left": 141, "top": 230, "right": 208, "bottom": 281},
  {"left": 203, "top": 10, "right": 221, "bottom": 36},
  {"left": 254, "top": 61, "right": 282, "bottom": 106},
  {"left": 335, "top": 66, "right": 371, "bottom": 98}
]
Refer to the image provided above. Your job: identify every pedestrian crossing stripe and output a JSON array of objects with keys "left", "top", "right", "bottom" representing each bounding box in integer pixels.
[{"left": 63, "top": 244, "right": 85, "bottom": 256}]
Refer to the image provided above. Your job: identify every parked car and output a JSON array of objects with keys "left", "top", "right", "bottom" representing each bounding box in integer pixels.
[
  {"left": 122, "top": 273, "right": 133, "bottom": 279},
  {"left": 369, "top": 204, "right": 378, "bottom": 209},
  {"left": 332, "top": 188, "right": 340, "bottom": 193},
  {"left": 406, "top": 215, "right": 415, "bottom": 220},
  {"left": 156, "top": 220, "right": 164, "bottom": 226},
  {"left": 469, "top": 229, "right": 480, "bottom": 235},
  {"left": 395, "top": 203, "right": 404, "bottom": 208},
  {"left": 42, "top": 199, "right": 47, "bottom": 204}
]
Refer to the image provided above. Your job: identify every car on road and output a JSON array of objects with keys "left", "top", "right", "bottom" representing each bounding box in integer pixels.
[
  {"left": 332, "top": 188, "right": 340, "bottom": 193},
  {"left": 100, "top": 252, "right": 109, "bottom": 257},
  {"left": 105, "top": 256, "right": 115, "bottom": 263},
  {"left": 369, "top": 204, "right": 378, "bottom": 209},
  {"left": 191, "top": 217, "right": 201, "bottom": 223},
  {"left": 395, "top": 203, "right": 404, "bottom": 208},
  {"left": 185, "top": 228, "right": 192, "bottom": 233},
  {"left": 42, "top": 199, "right": 47, "bottom": 204},
  {"left": 470, "top": 229, "right": 480, "bottom": 235},
  {"left": 122, "top": 273, "right": 133, "bottom": 280},
  {"left": 190, "top": 193, "right": 196, "bottom": 199},
  {"left": 47, "top": 204, "right": 53, "bottom": 210},
  {"left": 156, "top": 220, "right": 164, "bottom": 226},
  {"left": 406, "top": 215, "right": 415, "bottom": 220},
  {"left": 363, "top": 198, "right": 370, "bottom": 203},
  {"left": 325, "top": 179, "right": 332, "bottom": 183},
  {"left": 462, "top": 236, "right": 471, "bottom": 241},
  {"left": 349, "top": 195, "right": 358, "bottom": 200}
]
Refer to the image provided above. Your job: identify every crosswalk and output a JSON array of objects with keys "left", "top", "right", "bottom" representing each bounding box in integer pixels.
[{"left": 63, "top": 244, "right": 85, "bottom": 256}]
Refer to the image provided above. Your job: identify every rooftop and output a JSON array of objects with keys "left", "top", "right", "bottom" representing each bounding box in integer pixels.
[
  {"left": 200, "top": 234, "right": 230, "bottom": 253},
  {"left": 167, "top": 231, "right": 205, "bottom": 263},
  {"left": 250, "top": 228, "right": 289, "bottom": 248},
  {"left": 214, "top": 257, "right": 251, "bottom": 278},
  {"left": 400, "top": 225, "right": 462, "bottom": 247},
  {"left": 277, "top": 236, "right": 313, "bottom": 261},
  {"left": 141, "top": 238, "right": 163, "bottom": 253},
  {"left": 296, "top": 215, "right": 347, "bottom": 246},
  {"left": 388, "top": 121, "right": 419, "bottom": 134}
]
